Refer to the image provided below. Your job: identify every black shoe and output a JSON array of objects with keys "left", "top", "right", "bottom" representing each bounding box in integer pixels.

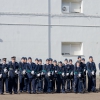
[
  {"left": 14, "top": 92, "right": 18, "bottom": 94},
  {"left": 32, "top": 92, "right": 36, "bottom": 94},
  {"left": 0, "top": 93, "right": 3, "bottom": 95},
  {"left": 29, "top": 92, "right": 31, "bottom": 94},
  {"left": 6, "top": 91, "right": 9, "bottom": 93},
  {"left": 9, "top": 92, "right": 12, "bottom": 94}
]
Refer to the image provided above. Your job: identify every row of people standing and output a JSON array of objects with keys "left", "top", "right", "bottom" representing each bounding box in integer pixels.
[{"left": 0, "top": 56, "right": 96, "bottom": 94}]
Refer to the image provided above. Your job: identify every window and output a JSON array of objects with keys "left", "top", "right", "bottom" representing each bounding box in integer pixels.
[
  {"left": 62, "top": 42, "right": 83, "bottom": 56},
  {"left": 62, "top": 0, "right": 83, "bottom": 13}
]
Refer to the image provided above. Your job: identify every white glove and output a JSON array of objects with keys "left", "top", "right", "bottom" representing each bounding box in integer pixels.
[
  {"left": 84, "top": 69, "right": 86, "bottom": 72},
  {"left": 92, "top": 71, "right": 95, "bottom": 75},
  {"left": 0, "top": 74, "right": 2, "bottom": 78},
  {"left": 48, "top": 72, "right": 51, "bottom": 76},
  {"left": 37, "top": 73, "right": 40, "bottom": 77},
  {"left": 66, "top": 73, "right": 69, "bottom": 76},
  {"left": 4, "top": 68, "right": 8, "bottom": 73},
  {"left": 31, "top": 71, "right": 34, "bottom": 75},
  {"left": 15, "top": 70, "right": 18, "bottom": 74},
  {"left": 71, "top": 72, "right": 73, "bottom": 75},
  {"left": 55, "top": 70, "right": 57, "bottom": 73},
  {"left": 52, "top": 71, "right": 54, "bottom": 75},
  {"left": 22, "top": 70, "right": 26, "bottom": 75},
  {"left": 62, "top": 72, "right": 65, "bottom": 77},
  {"left": 78, "top": 73, "right": 81, "bottom": 77},
  {"left": 41, "top": 72, "right": 44, "bottom": 75}
]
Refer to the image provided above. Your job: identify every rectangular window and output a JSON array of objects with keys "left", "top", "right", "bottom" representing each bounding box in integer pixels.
[
  {"left": 62, "top": 42, "right": 83, "bottom": 56},
  {"left": 62, "top": 0, "right": 83, "bottom": 13}
]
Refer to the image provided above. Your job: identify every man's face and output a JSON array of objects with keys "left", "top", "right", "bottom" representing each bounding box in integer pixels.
[
  {"left": 46, "top": 60, "right": 49, "bottom": 64},
  {"left": 24, "top": 59, "right": 27, "bottom": 63},
  {"left": 35, "top": 60, "right": 38, "bottom": 64},
  {"left": 2, "top": 60, "right": 6, "bottom": 64},
  {"left": 58, "top": 63, "right": 62, "bottom": 67},
  {"left": 28, "top": 59, "right": 32, "bottom": 63},
  {"left": 12, "top": 59, "right": 15, "bottom": 63},
  {"left": 81, "top": 60, "right": 85, "bottom": 64},
  {"left": 78, "top": 58, "right": 81, "bottom": 61},
  {"left": 77, "top": 63, "right": 80, "bottom": 67},
  {"left": 49, "top": 60, "right": 52, "bottom": 64},
  {"left": 69, "top": 61, "right": 72, "bottom": 64},
  {"left": 89, "top": 58, "right": 93, "bottom": 62},
  {"left": 64, "top": 60, "right": 68, "bottom": 64},
  {"left": 39, "top": 61, "right": 42, "bottom": 65},
  {"left": 21, "top": 59, "right": 25, "bottom": 63},
  {"left": 53, "top": 62, "right": 57, "bottom": 66}
]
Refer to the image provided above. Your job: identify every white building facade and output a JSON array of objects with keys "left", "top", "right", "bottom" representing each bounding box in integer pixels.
[{"left": 0, "top": 0, "right": 100, "bottom": 72}]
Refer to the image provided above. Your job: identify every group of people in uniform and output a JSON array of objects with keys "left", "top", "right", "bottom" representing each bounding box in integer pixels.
[{"left": 0, "top": 56, "right": 97, "bottom": 94}]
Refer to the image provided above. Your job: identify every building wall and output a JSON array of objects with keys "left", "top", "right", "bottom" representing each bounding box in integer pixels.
[{"left": 0, "top": 0, "right": 100, "bottom": 73}]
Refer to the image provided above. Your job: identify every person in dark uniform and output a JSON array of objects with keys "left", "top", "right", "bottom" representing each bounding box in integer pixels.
[
  {"left": 73, "top": 61, "right": 84, "bottom": 93},
  {"left": 2, "top": 58, "right": 9, "bottom": 93},
  {"left": 34, "top": 59, "right": 41, "bottom": 93},
  {"left": 86, "top": 56, "right": 96, "bottom": 92},
  {"left": 42, "top": 59, "right": 49, "bottom": 92},
  {"left": 69, "top": 59, "right": 74, "bottom": 91},
  {"left": 0, "top": 62, "right": 3, "bottom": 94},
  {"left": 75, "top": 56, "right": 83, "bottom": 68},
  {"left": 53, "top": 60, "right": 58, "bottom": 92},
  {"left": 8, "top": 56, "right": 19, "bottom": 94},
  {"left": 64, "top": 59, "right": 72, "bottom": 92},
  {"left": 24, "top": 57, "right": 27, "bottom": 64},
  {"left": 57, "top": 61, "right": 65, "bottom": 93},
  {"left": 43, "top": 59, "right": 54, "bottom": 93},
  {"left": 19, "top": 57, "right": 27, "bottom": 93},
  {"left": 35, "top": 58, "right": 42, "bottom": 93},
  {"left": 26, "top": 57, "right": 36, "bottom": 94},
  {"left": 49, "top": 58, "right": 55, "bottom": 92},
  {"left": 81, "top": 58, "right": 87, "bottom": 91}
]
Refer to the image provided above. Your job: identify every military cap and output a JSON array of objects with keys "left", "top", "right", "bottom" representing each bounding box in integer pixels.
[
  {"left": 58, "top": 61, "right": 62, "bottom": 64},
  {"left": 24, "top": 57, "right": 27, "bottom": 60},
  {"left": 35, "top": 58, "right": 39, "bottom": 61},
  {"left": 39, "top": 59, "right": 42, "bottom": 62},
  {"left": 49, "top": 58, "right": 53, "bottom": 61},
  {"left": 69, "top": 59, "right": 72, "bottom": 62},
  {"left": 76, "top": 61, "right": 80, "bottom": 64},
  {"left": 11, "top": 56, "right": 16, "bottom": 59},
  {"left": 89, "top": 56, "right": 93, "bottom": 59},
  {"left": 53, "top": 60, "right": 57, "bottom": 63},
  {"left": 2, "top": 58, "right": 7, "bottom": 61},
  {"left": 46, "top": 59, "right": 49, "bottom": 61},
  {"left": 78, "top": 56, "right": 81, "bottom": 59},
  {"left": 21, "top": 57, "right": 25, "bottom": 60},
  {"left": 28, "top": 57, "right": 32, "bottom": 60},
  {"left": 65, "top": 59, "right": 68, "bottom": 61},
  {"left": 82, "top": 58, "right": 85, "bottom": 61}
]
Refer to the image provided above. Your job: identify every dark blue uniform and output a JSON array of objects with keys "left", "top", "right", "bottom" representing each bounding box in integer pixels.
[
  {"left": 82, "top": 63, "right": 87, "bottom": 90},
  {"left": 69, "top": 64, "right": 74, "bottom": 90},
  {"left": 43, "top": 64, "right": 54, "bottom": 93},
  {"left": 26, "top": 62, "right": 36, "bottom": 93},
  {"left": 35, "top": 64, "right": 43, "bottom": 92},
  {"left": 86, "top": 62, "right": 96, "bottom": 92},
  {"left": 2, "top": 63, "right": 9, "bottom": 93},
  {"left": 0, "top": 64, "right": 3, "bottom": 94},
  {"left": 8, "top": 62, "right": 19, "bottom": 94},
  {"left": 53, "top": 65, "right": 58, "bottom": 92},
  {"left": 57, "top": 66, "right": 65, "bottom": 93},
  {"left": 74, "top": 66, "right": 83, "bottom": 93},
  {"left": 65, "top": 64, "right": 73, "bottom": 92},
  {"left": 19, "top": 62, "right": 27, "bottom": 92}
]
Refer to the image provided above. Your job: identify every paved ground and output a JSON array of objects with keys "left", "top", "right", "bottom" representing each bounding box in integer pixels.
[
  {"left": 1, "top": 92, "right": 100, "bottom": 100},
  {"left": 0, "top": 77, "right": 100, "bottom": 100}
]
